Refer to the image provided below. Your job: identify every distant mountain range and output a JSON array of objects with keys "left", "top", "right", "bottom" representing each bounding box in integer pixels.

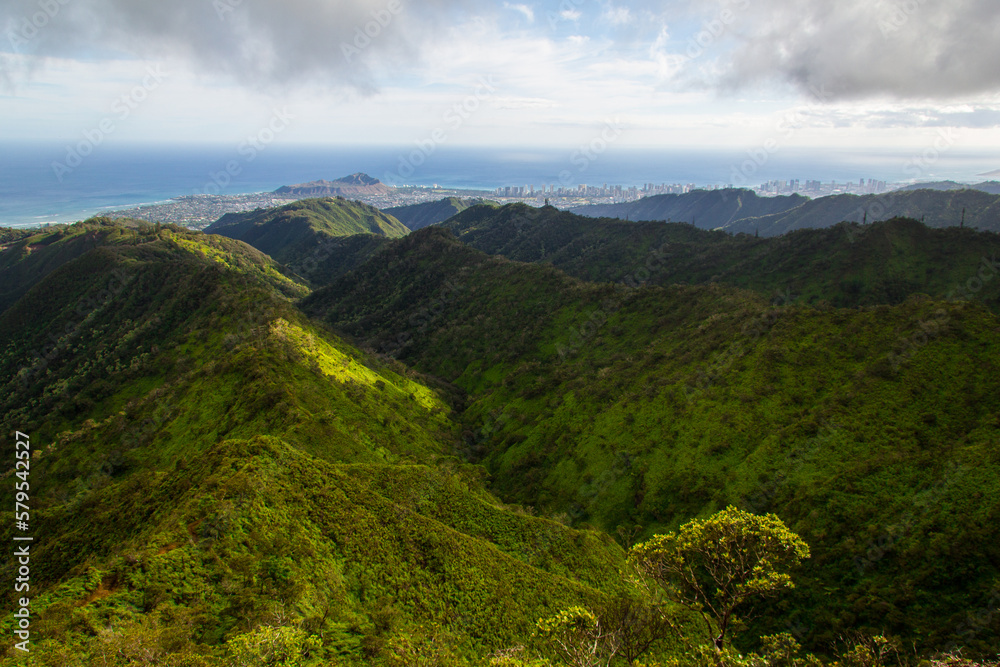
[
  {"left": 900, "top": 180, "right": 1000, "bottom": 194},
  {"left": 385, "top": 197, "right": 494, "bottom": 231},
  {"left": 274, "top": 172, "right": 391, "bottom": 197},
  {"left": 570, "top": 189, "right": 808, "bottom": 232},
  {"left": 572, "top": 187, "right": 1000, "bottom": 236},
  {"left": 440, "top": 203, "right": 1000, "bottom": 310}
]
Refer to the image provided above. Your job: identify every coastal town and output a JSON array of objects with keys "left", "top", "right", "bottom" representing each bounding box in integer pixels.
[{"left": 100, "top": 174, "right": 911, "bottom": 229}]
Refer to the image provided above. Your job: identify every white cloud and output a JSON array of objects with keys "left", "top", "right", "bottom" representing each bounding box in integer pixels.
[
  {"left": 2, "top": 0, "right": 999, "bottom": 153},
  {"left": 503, "top": 2, "right": 535, "bottom": 24},
  {"left": 715, "top": 0, "right": 1000, "bottom": 100},
  {"left": 0, "top": 0, "right": 467, "bottom": 92},
  {"left": 493, "top": 96, "right": 558, "bottom": 110},
  {"left": 602, "top": 6, "right": 632, "bottom": 25}
]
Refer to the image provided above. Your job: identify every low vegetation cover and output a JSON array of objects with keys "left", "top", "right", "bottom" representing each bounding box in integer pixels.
[
  {"left": 205, "top": 198, "right": 409, "bottom": 284},
  {"left": 1, "top": 209, "right": 998, "bottom": 665}
]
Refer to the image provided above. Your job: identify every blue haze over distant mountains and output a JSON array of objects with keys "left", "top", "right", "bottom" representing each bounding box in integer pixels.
[{"left": 1, "top": 142, "right": 997, "bottom": 227}]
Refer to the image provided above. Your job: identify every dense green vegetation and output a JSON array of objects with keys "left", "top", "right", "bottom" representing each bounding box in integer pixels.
[
  {"left": 304, "top": 222, "right": 1000, "bottom": 655},
  {"left": 570, "top": 190, "right": 809, "bottom": 232},
  {"left": 205, "top": 198, "right": 409, "bottom": 283},
  {"left": 0, "top": 219, "right": 624, "bottom": 665},
  {"left": 442, "top": 204, "right": 1000, "bottom": 310},
  {"left": 386, "top": 198, "right": 497, "bottom": 231},
  {"left": 3, "top": 206, "right": 1000, "bottom": 664},
  {"left": 0, "top": 219, "right": 306, "bottom": 314}
]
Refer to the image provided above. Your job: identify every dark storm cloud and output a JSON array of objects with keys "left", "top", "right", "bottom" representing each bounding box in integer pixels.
[
  {"left": 716, "top": 0, "right": 1000, "bottom": 99},
  {"left": 1, "top": 0, "right": 470, "bottom": 90}
]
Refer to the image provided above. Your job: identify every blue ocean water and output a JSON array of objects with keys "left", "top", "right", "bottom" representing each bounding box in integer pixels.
[{"left": 1, "top": 141, "right": 997, "bottom": 228}]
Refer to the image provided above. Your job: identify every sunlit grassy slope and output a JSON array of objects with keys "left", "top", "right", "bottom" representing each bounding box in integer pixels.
[
  {"left": 0, "top": 220, "right": 624, "bottom": 665},
  {"left": 205, "top": 197, "right": 409, "bottom": 284}
]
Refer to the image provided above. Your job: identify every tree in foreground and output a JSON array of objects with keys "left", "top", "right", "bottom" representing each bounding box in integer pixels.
[
  {"left": 226, "top": 625, "right": 320, "bottom": 667},
  {"left": 535, "top": 606, "right": 622, "bottom": 667},
  {"left": 626, "top": 506, "right": 810, "bottom": 664}
]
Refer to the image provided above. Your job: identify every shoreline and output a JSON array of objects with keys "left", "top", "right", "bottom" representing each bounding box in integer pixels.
[{"left": 5, "top": 177, "right": 998, "bottom": 231}]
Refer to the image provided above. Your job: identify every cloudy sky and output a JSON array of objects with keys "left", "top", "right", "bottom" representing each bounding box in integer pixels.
[{"left": 2, "top": 0, "right": 999, "bottom": 153}]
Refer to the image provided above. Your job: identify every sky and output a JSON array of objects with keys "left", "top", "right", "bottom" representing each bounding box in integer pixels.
[{"left": 1, "top": 0, "right": 1000, "bottom": 159}]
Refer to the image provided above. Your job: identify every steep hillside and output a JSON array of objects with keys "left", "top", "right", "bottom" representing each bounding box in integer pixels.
[
  {"left": 293, "top": 233, "right": 393, "bottom": 286},
  {"left": 205, "top": 198, "right": 409, "bottom": 282},
  {"left": 0, "top": 227, "right": 34, "bottom": 244},
  {"left": 385, "top": 197, "right": 496, "bottom": 231},
  {"left": 727, "top": 188, "right": 1000, "bottom": 236},
  {"left": 304, "top": 226, "right": 1000, "bottom": 654},
  {"left": 0, "top": 221, "right": 448, "bottom": 485},
  {"left": 442, "top": 204, "right": 1000, "bottom": 310},
  {"left": 0, "top": 218, "right": 306, "bottom": 314},
  {"left": 1, "top": 435, "right": 622, "bottom": 663},
  {"left": 572, "top": 188, "right": 1000, "bottom": 237},
  {"left": 902, "top": 180, "right": 1000, "bottom": 195},
  {"left": 570, "top": 189, "right": 809, "bottom": 229},
  {"left": 0, "top": 220, "right": 624, "bottom": 664}
]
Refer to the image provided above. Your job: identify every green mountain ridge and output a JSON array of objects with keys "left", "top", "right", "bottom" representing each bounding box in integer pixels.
[
  {"left": 0, "top": 219, "right": 623, "bottom": 664},
  {"left": 205, "top": 197, "right": 409, "bottom": 283},
  {"left": 729, "top": 188, "right": 1000, "bottom": 236},
  {"left": 570, "top": 189, "right": 810, "bottom": 230},
  {"left": 441, "top": 203, "right": 1000, "bottom": 310},
  {"left": 901, "top": 181, "right": 1000, "bottom": 195},
  {"left": 4, "top": 206, "right": 1000, "bottom": 663},
  {"left": 304, "top": 223, "right": 1000, "bottom": 654},
  {"left": 571, "top": 187, "right": 1000, "bottom": 236}
]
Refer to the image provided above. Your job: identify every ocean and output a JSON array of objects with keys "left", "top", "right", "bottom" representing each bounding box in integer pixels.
[{"left": 2, "top": 141, "right": 997, "bottom": 228}]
